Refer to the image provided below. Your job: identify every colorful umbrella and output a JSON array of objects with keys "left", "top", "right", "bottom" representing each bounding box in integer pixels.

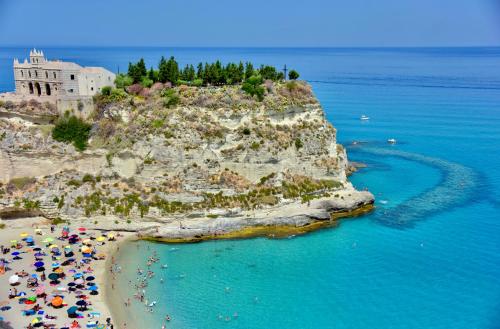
[
  {"left": 20, "top": 233, "right": 28, "bottom": 238},
  {"left": 48, "top": 273, "right": 59, "bottom": 281},
  {"left": 34, "top": 261, "right": 44, "bottom": 268},
  {"left": 42, "top": 237, "right": 54, "bottom": 243},
  {"left": 51, "top": 296, "right": 63, "bottom": 307}
]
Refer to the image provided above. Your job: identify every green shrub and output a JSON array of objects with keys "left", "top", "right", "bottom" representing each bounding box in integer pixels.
[
  {"left": 161, "top": 89, "right": 180, "bottom": 108},
  {"left": 82, "top": 174, "right": 95, "bottom": 183},
  {"left": 288, "top": 70, "right": 300, "bottom": 80},
  {"left": 250, "top": 141, "right": 260, "bottom": 150},
  {"left": 192, "top": 79, "right": 203, "bottom": 87},
  {"left": 242, "top": 75, "right": 265, "bottom": 101},
  {"left": 101, "top": 86, "right": 112, "bottom": 96},
  {"left": 52, "top": 114, "right": 92, "bottom": 151},
  {"left": 141, "top": 77, "right": 154, "bottom": 88},
  {"left": 295, "top": 138, "right": 303, "bottom": 149},
  {"left": 115, "top": 74, "right": 133, "bottom": 89}
]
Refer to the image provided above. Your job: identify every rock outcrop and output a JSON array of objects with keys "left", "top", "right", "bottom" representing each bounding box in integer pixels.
[{"left": 0, "top": 81, "right": 374, "bottom": 239}]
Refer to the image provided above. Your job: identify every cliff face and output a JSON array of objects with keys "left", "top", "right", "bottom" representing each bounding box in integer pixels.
[{"left": 0, "top": 81, "right": 373, "bottom": 239}]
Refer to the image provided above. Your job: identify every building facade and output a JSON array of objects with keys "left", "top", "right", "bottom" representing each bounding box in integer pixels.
[{"left": 13, "top": 49, "right": 115, "bottom": 98}]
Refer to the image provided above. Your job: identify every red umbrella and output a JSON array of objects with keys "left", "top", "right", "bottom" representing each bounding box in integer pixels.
[{"left": 78, "top": 228, "right": 86, "bottom": 232}]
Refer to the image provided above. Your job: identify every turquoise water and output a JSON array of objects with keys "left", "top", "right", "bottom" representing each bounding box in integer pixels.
[{"left": 2, "top": 47, "right": 500, "bottom": 328}]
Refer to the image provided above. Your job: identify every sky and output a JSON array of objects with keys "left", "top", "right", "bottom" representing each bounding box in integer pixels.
[{"left": 0, "top": 0, "right": 499, "bottom": 47}]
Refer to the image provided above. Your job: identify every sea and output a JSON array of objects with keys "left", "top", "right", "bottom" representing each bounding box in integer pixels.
[{"left": 1, "top": 47, "right": 500, "bottom": 329}]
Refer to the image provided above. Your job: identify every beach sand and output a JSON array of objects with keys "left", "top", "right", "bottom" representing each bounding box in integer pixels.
[{"left": 0, "top": 216, "right": 132, "bottom": 329}]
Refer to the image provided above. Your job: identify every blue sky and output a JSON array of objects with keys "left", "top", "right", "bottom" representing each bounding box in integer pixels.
[{"left": 0, "top": 0, "right": 499, "bottom": 47}]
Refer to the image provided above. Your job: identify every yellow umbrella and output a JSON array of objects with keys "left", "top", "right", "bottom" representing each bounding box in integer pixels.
[
  {"left": 20, "top": 232, "right": 28, "bottom": 238},
  {"left": 81, "top": 246, "right": 92, "bottom": 253},
  {"left": 96, "top": 236, "right": 106, "bottom": 242},
  {"left": 10, "top": 240, "right": 17, "bottom": 245},
  {"left": 31, "top": 317, "right": 40, "bottom": 324},
  {"left": 48, "top": 244, "right": 58, "bottom": 249},
  {"left": 82, "top": 238, "right": 92, "bottom": 244},
  {"left": 107, "top": 233, "right": 114, "bottom": 239}
]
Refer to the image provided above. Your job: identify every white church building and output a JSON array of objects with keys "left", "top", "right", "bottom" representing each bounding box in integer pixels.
[{"left": 13, "top": 49, "right": 115, "bottom": 97}]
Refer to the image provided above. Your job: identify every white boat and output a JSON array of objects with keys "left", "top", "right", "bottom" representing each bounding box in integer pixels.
[
  {"left": 360, "top": 115, "right": 370, "bottom": 120},
  {"left": 387, "top": 138, "right": 397, "bottom": 144}
]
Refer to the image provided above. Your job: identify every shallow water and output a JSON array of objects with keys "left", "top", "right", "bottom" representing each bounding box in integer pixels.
[{"left": 2, "top": 47, "right": 500, "bottom": 328}]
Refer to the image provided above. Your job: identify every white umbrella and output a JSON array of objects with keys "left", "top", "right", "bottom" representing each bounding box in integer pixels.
[{"left": 8, "top": 274, "right": 19, "bottom": 285}]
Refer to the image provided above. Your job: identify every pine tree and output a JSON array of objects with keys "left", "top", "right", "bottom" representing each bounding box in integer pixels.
[
  {"left": 245, "top": 62, "right": 254, "bottom": 80},
  {"left": 158, "top": 56, "right": 168, "bottom": 83}
]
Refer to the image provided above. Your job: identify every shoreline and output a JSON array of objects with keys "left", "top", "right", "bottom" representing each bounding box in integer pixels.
[{"left": 0, "top": 189, "right": 374, "bottom": 328}]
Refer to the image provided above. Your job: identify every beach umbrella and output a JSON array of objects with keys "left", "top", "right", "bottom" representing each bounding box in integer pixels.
[
  {"left": 49, "top": 244, "right": 58, "bottom": 249},
  {"left": 25, "top": 237, "right": 34, "bottom": 243},
  {"left": 20, "top": 232, "right": 28, "bottom": 238},
  {"left": 96, "top": 236, "right": 106, "bottom": 242},
  {"left": 54, "top": 268, "right": 63, "bottom": 274},
  {"left": 67, "top": 282, "right": 76, "bottom": 287},
  {"left": 34, "top": 261, "right": 44, "bottom": 268},
  {"left": 73, "top": 273, "right": 83, "bottom": 279},
  {"left": 67, "top": 306, "right": 78, "bottom": 314},
  {"left": 78, "top": 227, "right": 86, "bottom": 231},
  {"left": 10, "top": 240, "right": 17, "bottom": 245},
  {"left": 88, "top": 285, "right": 98, "bottom": 291},
  {"left": 42, "top": 237, "right": 54, "bottom": 244},
  {"left": 76, "top": 299, "right": 87, "bottom": 306},
  {"left": 8, "top": 275, "right": 19, "bottom": 285},
  {"left": 50, "top": 296, "right": 63, "bottom": 307},
  {"left": 33, "top": 247, "right": 42, "bottom": 251},
  {"left": 86, "top": 276, "right": 95, "bottom": 281},
  {"left": 34, "top": 252, "right": 44, "bottom": 257},
  {"left": 0, "top": 306, "right": 11, "bottom": 311},
  {"left": 31, "top": 316, "right": 42, "bottom": 324},
  {"left": 35, "top": 266, "right": 45, "bottom": 272},
  {"left": 51, "top": 262, "right": 60, "bottom": 268},
  {"left": 48, "top": 273, "right": 59, "bottom": 281},
  {"left": 11, "top": 251, "right": 20, "bottom": 256},
  {"left": 75, "top": 278, "right": 84, "bottom": 285}
]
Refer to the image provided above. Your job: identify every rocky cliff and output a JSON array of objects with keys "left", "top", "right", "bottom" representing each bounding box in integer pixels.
[{"left": 0, "top": 81, "right": 373, "bottom": 240}]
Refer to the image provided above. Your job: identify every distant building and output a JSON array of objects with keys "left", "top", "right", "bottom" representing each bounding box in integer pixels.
[{"left": 13, "top": 49, "right": 115, "bottom": 98}]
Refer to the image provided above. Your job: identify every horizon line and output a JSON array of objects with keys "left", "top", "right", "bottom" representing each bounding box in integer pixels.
[{"left": 1, "top": 45, "right": 500, "bottom": 49}]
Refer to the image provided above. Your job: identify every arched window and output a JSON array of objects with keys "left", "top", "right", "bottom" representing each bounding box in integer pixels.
[
  {"left": 29, "top": 71, "right": 32, "bottom": 78},
  {"left": 45, "top": 71, "right": 48, "bottom": 79},
  {"left": 45, "top": 83, "right": 51, "bottom": 96},
  {"left": 28, "top": 82, "right": 34, "bottom": 94},
  {"left": 35, "top": 70, "right": 38, "bottom": 77}
]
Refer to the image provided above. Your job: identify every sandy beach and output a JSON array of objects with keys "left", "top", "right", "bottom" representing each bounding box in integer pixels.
[{"left": 0, "top": 216, "right": 131, "bottom": 329}]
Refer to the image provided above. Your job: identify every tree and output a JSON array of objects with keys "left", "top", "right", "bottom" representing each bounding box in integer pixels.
[
  {"left": 127, "top": 58, "right": 147, "bottom": 83},
  {"left": 242, "top": 75, "right": 265, "bottom": 101},
  {"left": 259, "top": 65, "right": 279, "bottom": 81},
  {"left": 288, "top": 70, "right": 299, "bottom": 80},
  {"left": 148, "top": 67, "right": 158, "bottom": 82},
  {"left": 245, "top": 62, "right": 254, "bottom": 80},
  {"left": 158, "top": 56, "right": 168, "bottom": 83},
  {"left": 196, "top": 62, "right": 204, "bottom": 80}
]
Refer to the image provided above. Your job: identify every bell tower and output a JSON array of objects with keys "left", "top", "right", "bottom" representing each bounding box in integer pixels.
[{"left": 29, "top": 48, "right": 46, "bottom": 64}]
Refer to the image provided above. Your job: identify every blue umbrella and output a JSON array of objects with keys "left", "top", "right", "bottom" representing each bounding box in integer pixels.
[
  {"left": 73, "top": 273, "right": 83, "bottom": 278},
  {"left": 11, "top": 251, "right": 20, "bottom": 256},
  {"left": 51, "top": 263, "right": 60, "bottom": 268},
  {"left": 34, "top": 252, "right": 44, "bottom": 257},
  {"left": 67, "top": 306, "right": 78, "bottom": 314},
  {"left": 85, "top": 276, "right": 95, "bottom": 281},
  {"left": 88, "top": 286, "right": 98, "bottom": 291},
  {"left": 34, "top": 261, "right": 44, "bottom": 268}
]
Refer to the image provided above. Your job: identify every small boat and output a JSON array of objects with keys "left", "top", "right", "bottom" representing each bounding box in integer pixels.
[
  {"left": 387, "top": 138, "right": 397, "bottom": 144},
  {"left": 360, "top": 115, "right": 370, "bottom": 120}
]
